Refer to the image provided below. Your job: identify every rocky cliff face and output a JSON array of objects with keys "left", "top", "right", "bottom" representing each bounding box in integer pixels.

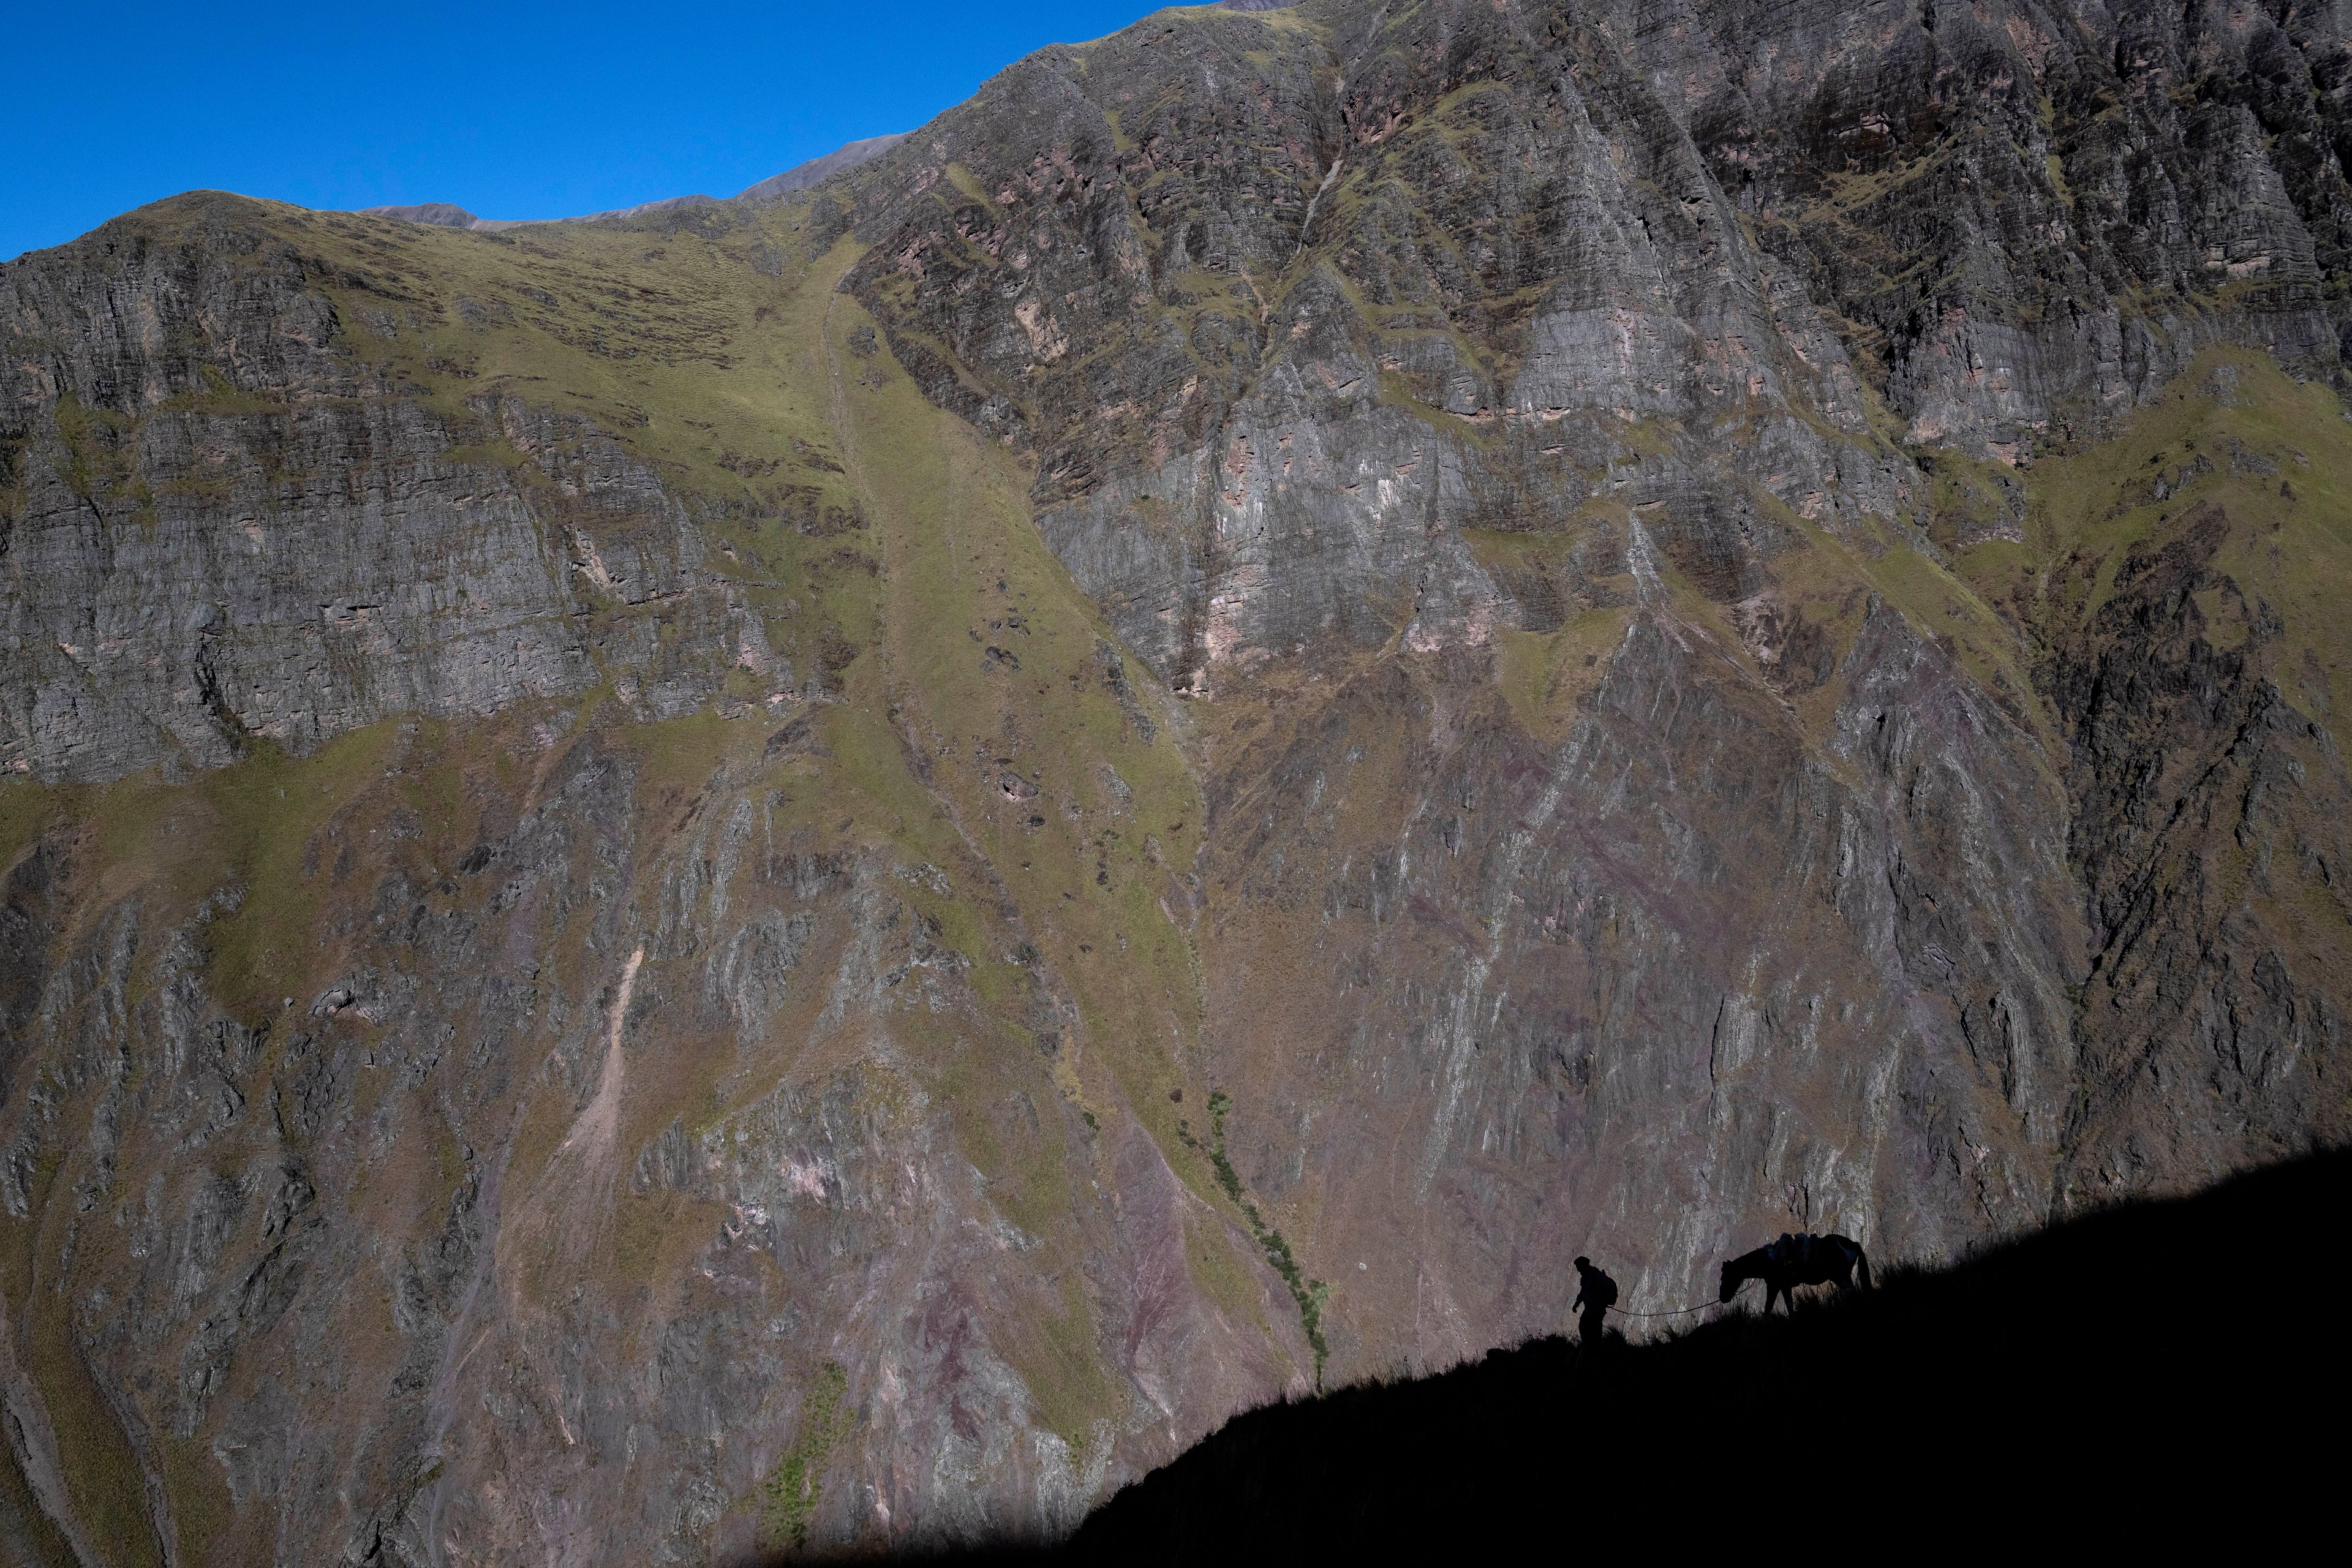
[{"left": 2, "top": 2, "right": 2349, "bottom": 1562}]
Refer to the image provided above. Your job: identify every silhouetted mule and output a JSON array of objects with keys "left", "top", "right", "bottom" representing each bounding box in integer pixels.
[{"left": 1719, "top": 1233, "right": 1872, "bottom": 1314}]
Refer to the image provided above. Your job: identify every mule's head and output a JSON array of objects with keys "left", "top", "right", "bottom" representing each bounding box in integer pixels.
[{"left": 1717, "top": 1261, "right": 1742, "bottom": 1304}]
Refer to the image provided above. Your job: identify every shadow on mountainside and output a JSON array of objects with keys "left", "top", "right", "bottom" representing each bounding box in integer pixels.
[{"left": 892, "top": 1150, "right": 2351, "bottom": 1561}]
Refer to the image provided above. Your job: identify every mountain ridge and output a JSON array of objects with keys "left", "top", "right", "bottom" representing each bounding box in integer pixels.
[{"left": 356, "top": 130, "right": 910, "bottom": 234}]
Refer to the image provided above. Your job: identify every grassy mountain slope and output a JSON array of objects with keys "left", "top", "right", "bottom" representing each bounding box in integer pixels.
[{"left": 0, "top": 192, "right": 1322, "bottom": 1561}]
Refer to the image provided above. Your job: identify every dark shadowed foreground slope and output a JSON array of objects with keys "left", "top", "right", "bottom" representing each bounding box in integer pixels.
[{"left": 1012, "top": 1151, "right": 2349, "bottom": 1561}]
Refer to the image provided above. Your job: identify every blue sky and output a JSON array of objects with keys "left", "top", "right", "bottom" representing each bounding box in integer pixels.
[{"left": 1, "top": 2, "right": 1160, "bottom": 262}]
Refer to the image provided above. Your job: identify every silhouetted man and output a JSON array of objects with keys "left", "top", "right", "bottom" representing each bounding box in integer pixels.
[{"left": 1571, "top": 1256, "right": 1617, "bottom": 1349}]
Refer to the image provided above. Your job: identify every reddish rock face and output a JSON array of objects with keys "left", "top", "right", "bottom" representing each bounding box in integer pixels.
[{"left": 2, "top": 1, "right": 2350, "bottom": 1559}]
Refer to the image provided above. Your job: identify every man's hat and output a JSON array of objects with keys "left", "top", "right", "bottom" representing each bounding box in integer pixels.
[{"left": 1574, "top": 1256, "right": 1590, "bottom": 1268}]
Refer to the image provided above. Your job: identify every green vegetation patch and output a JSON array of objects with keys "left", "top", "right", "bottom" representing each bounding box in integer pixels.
[
  {"left": 758, "top": 1361, "right": 850, "bottom": 1553},
  {"left": 2003, "top": 350, "right": 2352, "bottom": 726},
  {"left": 1494, "top": 610, "right": 1635, "bottom": 745},
  {"left": 0, "top": 1436, "right": 75, "bottom": 1568},
  {"left": 826, "top": 277, "right": 1208, "bottom": 1135},
  {"left": 191, "top": 724, "right": 401, "bottom": 1022},
  {"left": 1006, "top": 1270, "right": 1124, "bottom": 1464},
  {"left": 17, "top": 1276, "right": 164, "bottom": 1567},
  {"left": 153, "top": 365, "right": 288, "bottom": 419},
  {"left": 50, "top": 393, "right": 136, "bottom": 502},
  {"left": 1201, "top": 1090, "right": 1330, "bottom": 1385},
  {"left": 0, "top": 775, "right": 61, "bottom": 875},
  {"left": 160, "top": 1430, "right": 236, "bottom": 1566}
]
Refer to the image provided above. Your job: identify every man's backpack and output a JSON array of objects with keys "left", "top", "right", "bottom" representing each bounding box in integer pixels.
[{"left": 1594, "top": 1273, "right": 1618, "bottom": 1310}]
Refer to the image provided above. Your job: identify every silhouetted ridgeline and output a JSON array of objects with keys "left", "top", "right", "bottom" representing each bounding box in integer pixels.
[{"left": 920, "top": 1152, "right": 2350, "bottom": 1562}]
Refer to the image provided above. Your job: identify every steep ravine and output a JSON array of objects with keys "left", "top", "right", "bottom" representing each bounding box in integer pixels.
[{"left": 2, "top": 1, "right": 2348, "bottom": 1562}]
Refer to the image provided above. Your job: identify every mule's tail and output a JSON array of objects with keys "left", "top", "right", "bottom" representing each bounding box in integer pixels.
[{"left": 1855, "top": 1247, "right": 1873, "bottom": 1290}]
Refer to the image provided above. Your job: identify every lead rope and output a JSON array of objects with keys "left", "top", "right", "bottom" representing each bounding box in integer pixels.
[{"left": 1603, "top": 1277, "right": 1755, "bottom": 1318}]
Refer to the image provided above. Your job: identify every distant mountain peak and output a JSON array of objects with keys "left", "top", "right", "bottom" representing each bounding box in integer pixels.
[
  {"left": 357, "top": 132, "right": 908, "bottom": 232},
  {"left": 358, "top": 202, "right": 499, "bottom": 230},
  {"left": 735, "top": 133, "right": 910, "bottom": 204}
]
